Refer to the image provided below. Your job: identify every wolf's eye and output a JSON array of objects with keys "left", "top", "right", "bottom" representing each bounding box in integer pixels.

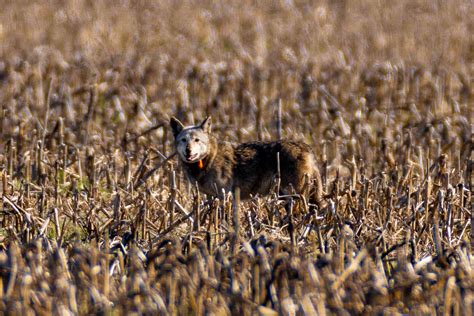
[
  {"left": 180, "top": 139, "right": 186, "bottom": 143},
  {"left": 194, "top": 138, "right": 200, "bottom": 142}
]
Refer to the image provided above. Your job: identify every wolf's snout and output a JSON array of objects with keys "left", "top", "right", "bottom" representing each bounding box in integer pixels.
[
  {"left": 184, "top": 147, "right": 198, "bottom": 161},
  {"left": 185, "top": 147, "right": 192, "bottom": 157}
]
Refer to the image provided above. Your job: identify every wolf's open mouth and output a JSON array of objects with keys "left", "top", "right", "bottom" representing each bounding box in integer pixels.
[{"left": 185, "top": 154, "right": 198, "bottom": 162}]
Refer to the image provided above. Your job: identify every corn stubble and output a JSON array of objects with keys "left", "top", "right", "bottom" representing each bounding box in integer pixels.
[{"left": 0, "top": 0, "right": 472, "bottom": 314}]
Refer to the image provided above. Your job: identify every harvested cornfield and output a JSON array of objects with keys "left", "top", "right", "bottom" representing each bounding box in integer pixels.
[{"left": 0, "top": 0, "right": 472, "bottom": 314}]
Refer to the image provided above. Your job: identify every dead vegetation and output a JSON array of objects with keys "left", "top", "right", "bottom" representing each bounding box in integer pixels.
[{"left": 0, "top": 0, "right": 472, "bottom": 314}]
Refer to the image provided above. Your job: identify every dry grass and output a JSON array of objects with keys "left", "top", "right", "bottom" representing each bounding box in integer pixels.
[{"left": 0, "top": 0, "right": 472, "bottom": 314}]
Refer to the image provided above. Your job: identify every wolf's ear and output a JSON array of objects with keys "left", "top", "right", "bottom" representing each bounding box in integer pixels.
[
  {"left": 170, "top": 117, "right": 185, "bottom": 137},
  {"left": 200, "top": 116, "right": 212, "bottom": 133}
]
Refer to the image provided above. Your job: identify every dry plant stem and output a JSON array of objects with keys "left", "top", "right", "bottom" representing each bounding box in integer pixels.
[
  {"left": 168, "top": 170, "right": 176, "bottom": 227},
  {"left": 134, "top": 152, "right": 177, "bottom": 189},
  {"left": 232, "top": 187, "right": 240, "bottom": 255},
  {"left": 40, "top": 79, "right": 53, "bottom": 155},
  {"left": 276, "top": 99, "right": 282, "bottom": 140}
]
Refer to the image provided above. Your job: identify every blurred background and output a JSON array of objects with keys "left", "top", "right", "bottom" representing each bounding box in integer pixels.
[
  {"left": 1, "top": 0, "right": 472, "bottom": 66},
  {"left": 0, "top": 0, "right": 471, "bottom": 172}
]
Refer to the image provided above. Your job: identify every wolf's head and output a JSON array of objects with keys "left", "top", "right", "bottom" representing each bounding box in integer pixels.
[{"left": 170, "top": 116, "right": 212, "bottom": 163}]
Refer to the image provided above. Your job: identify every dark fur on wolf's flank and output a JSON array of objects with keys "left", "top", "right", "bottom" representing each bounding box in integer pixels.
[{"left": 170, "top": 117, "right": 322, "bottom": 203}]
